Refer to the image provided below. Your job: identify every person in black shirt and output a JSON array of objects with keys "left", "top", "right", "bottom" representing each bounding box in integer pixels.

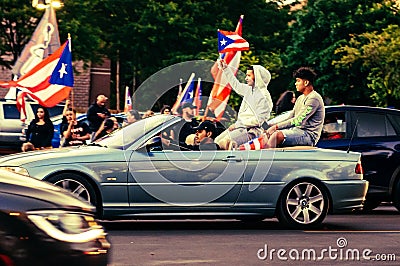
[
  {"left": 86, "top": 94, "right": 111, "bottom": 133},
  {"left": 191, "top": 120, "right": 220, "bottom": 151},
  {"left": 171, "top": 102, "right": 198, "bottom": 145},
  {"left": 93, "top": 118, "right": 115, "bottom": 141},
  {"left": 23, "top": 106, "right": 54, "bottom": 150},
  {"left": 61, "top": 108, "right": 91, "bottom": 147}
]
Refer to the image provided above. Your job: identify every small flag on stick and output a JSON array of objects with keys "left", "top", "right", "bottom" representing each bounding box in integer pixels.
[
  {"left": 218, "top": 30, "right": 249, "bottom": 53},
  {"left": 124, "top": 86, "right": 132, "bottom": 112}
]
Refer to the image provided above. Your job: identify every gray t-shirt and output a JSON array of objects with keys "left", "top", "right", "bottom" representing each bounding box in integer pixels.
[{"left": 276, "top": 90, "right": 325, "bottom": 145}]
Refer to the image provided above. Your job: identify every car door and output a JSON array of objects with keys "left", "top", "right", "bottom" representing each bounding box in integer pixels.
[{"left": 127, "top": 149, "right": 245, "bottom": 208}]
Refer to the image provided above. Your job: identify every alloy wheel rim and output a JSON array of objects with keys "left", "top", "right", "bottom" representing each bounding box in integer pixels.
[
  {"left": 285, "top": 182, "right": 324, "bottom": 224},
  {"left": 54, "top": 178, "right": 91, "bottom": 202}
]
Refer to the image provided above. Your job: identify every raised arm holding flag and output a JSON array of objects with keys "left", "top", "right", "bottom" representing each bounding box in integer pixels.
[{"left": 205, "top": 15, "right": 245, "bottom": 121}]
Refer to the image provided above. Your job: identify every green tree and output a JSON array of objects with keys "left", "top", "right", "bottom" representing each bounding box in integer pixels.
[
  {"left": 333, "top": 25, "right": 400, "bottom": 107},
  {"left": 0, "top": 0, "right": 42, "bottom": 69},
  {"left": 283, "top": 0, "right": 400, "bottom": 106},
  {"left": 57, "top": 0, "right": 104, "bottom": 65},
  {"left": 0, "top": 0, "right": 105, "bottom": 69}
]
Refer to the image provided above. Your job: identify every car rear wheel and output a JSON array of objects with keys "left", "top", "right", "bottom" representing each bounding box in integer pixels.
[
  {"left": 362, "top": 199, "right": 381, "bottom": 212},
  {"left": 48, "top": 173, "right": 98, "bottom": 207},
  {"left": 277, "top": 180, "right": 329, "bottom": 229},
  {"left": 393, "top": 180, "right": 400, "bottom": 212}
]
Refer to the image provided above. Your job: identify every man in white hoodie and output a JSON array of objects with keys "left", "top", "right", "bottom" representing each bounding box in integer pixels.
[{"left": 215, "top": 60, "right": 273, "bottom": 150}]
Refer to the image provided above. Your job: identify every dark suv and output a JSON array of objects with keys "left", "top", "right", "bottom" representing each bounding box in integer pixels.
[{"left": 316, "top": 105, "right": 400, "bottom": 211}]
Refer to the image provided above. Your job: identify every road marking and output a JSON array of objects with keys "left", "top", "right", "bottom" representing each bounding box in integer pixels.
[{"left": 305, "top": 230, "right": 400, "bottom": 233}]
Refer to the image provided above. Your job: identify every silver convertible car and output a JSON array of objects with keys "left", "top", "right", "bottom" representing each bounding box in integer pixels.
[{"left": 0, "top": 115, "right": 368, "bottom": 229}]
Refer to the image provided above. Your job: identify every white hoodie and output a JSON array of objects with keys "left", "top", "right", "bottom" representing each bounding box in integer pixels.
[{"left": 222, "top": 65, "right": 273, "bottom": 128}]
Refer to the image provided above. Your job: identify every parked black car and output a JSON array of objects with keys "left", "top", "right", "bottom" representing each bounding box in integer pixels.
[
  {"left": 316, "top": 105, "right": 400, "bottom": 211},
  {"left": 0, "top": 169, "right": 110, "bottom": 266}
]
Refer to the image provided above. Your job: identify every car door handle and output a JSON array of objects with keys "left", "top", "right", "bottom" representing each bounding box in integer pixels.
[{"left": 222, "top": 156, "right": 242, "bottom": 162}]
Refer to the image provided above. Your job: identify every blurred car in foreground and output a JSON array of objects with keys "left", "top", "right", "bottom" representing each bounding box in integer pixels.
[
  {"left": 315, "top": 105, "right": 400, "bottom": 211},
  {"left": 0, "top": 169, "right": 110, "bottom": 266},
  {"left": 0, "top": 115, "right": 367, "bottom": 229}
]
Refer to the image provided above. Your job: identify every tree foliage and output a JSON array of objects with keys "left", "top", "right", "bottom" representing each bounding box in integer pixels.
[
  {"left": 1, "top": 0, "right": 399, "bottom": 109},
  {"left": 333, "top": 24, "right": 400, "bottom": 107},
  {"left": 282, "top": 0, "right": 400, "bottom": 106},
  {"left": 0, "top": 0, "right": 42, "bottom": 69}
]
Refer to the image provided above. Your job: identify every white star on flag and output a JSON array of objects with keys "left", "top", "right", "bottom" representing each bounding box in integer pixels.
[
  {"left": 58, "top": 63, "right": 68, "bottom": 78},
  {"left": 220, "top": 38, "right": 227, "bottom": 46}
]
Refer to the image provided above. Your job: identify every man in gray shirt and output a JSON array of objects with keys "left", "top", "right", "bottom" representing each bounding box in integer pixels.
[{"left": 264, "top": 67, "right": 325, "bottom": 148}]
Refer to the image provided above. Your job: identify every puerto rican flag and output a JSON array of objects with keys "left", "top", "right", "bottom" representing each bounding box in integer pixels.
[
  {"left": 171, "top": 73, "right": 195, "bottom": 114},
  {"left": 1, "top": 39, "right": 73, "bottom": 121},
  {"left": 124, "top": 86, "right": 132, "bottom": 113},
  {"left": 218, "top": 30, "right": 249, "bottom": 53},
  {"left": 239, "top": 135, "right": 265, "bottom": 150}
]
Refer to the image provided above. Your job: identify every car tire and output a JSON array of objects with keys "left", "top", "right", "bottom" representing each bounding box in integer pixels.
[
  {"left": 362, "top": 199, "right": 381, "bottom": 212},
  {"left": 277, "top": 180, "right": 329, "bottom": 229},
  {"left": 47, "top": 173, "right": 98, "bottom": 208},
  {"left": 393, "top": 180, "right": 400, "bottom": 212}
]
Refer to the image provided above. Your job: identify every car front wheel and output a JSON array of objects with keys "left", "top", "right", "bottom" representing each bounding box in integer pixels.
[
  {"left": 47, "top": 173, "right": 98, "bottom": 207},
  {"left": 277, "top": 180, "right": 329, "bottom": 229}
]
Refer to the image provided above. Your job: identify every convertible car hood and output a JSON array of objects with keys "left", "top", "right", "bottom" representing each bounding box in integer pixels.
[
  {"left": 0, "top": 146, "right": 124, "bottom": 166},
  {"left": 0, "top": 169, "right": 95, "bottom": 212}
]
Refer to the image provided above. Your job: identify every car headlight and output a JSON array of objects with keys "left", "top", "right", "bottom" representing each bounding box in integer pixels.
[
  {"left": 0, "top": 166, "right": 29, "bottom": 177},
  {"left": 27, "top": 210, "right": 106, "bottom": 243}
]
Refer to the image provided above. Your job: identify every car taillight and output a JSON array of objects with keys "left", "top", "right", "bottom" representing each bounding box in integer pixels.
[{"left": 355, "top": 160, "right": 363, "bottom": 175}]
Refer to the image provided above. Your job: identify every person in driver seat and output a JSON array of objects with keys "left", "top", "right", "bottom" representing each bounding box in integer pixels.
[{"left": 184, "top": 120, "right": 221, "bottom": 151}]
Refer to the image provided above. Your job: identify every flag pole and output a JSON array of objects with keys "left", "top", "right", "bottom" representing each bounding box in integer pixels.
[
  {"left": 68, "top": 33, "right": 74, "bottom": 109},
  {"left": 116, "top": 50, "right": 120, "bottom": 112}
]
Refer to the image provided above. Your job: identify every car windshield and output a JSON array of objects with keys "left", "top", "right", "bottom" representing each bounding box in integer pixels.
[{"left": 96, "top": 115, "right": 176, "bottom": 149}]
